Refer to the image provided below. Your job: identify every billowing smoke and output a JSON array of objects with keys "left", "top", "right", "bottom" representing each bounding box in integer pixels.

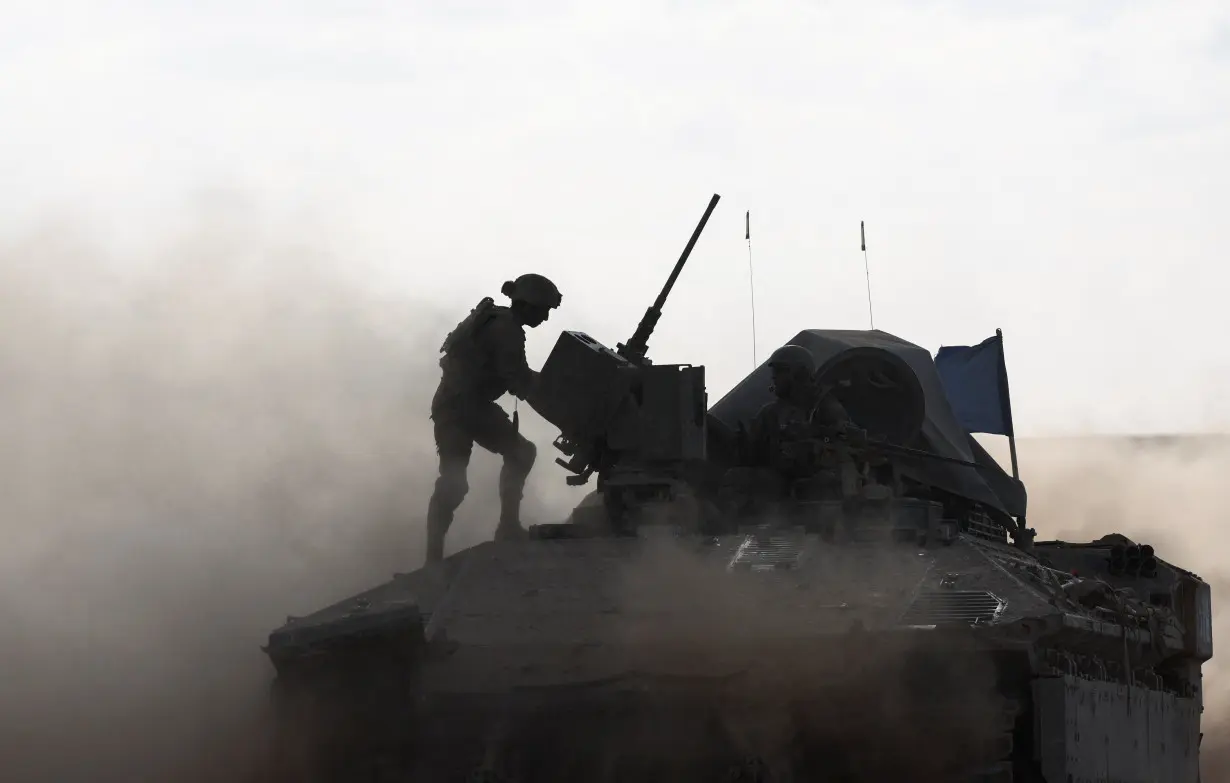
[
  {"left": 0, "top": 203, "right": 1225, "bottom": 781},
  {"left": 596, "top": 530, "right": 1012, "bottom": 781},
  {"left": 0, "top": 203, "right": 577, "bottom": 783},
  {"left": 982, "top": 435, "right": 1230, "bottom": 781}
]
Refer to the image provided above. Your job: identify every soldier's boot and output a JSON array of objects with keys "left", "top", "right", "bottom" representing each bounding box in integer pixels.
[{"left": 494, "top": 492, "right": 527, "bottom": 541}]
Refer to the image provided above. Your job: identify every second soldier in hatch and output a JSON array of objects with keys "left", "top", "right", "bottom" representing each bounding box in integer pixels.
[
  {"left": 424, "top": 273, "right": 563, "bottom": 564},
  {"left": 740, "top": 344, "right": 821, "bottom": 468},
  {"left": 720, "top": 344, "right": 856, "bottom": 524},
  {"left": 718, "top": 344, "right": 819, "bottom": 524}
]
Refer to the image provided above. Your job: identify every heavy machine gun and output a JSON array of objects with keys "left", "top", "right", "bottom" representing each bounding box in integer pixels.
[
  {"left": 615, "top": 193, "right": 720, "bottom": 365},
  {"left": 531, "top": 194, "right": 720, "bottom": 527},
  {"left": 776, "top": 420, "right": 984, "bottom": 474},
  {"left": 723, "top": 413, "right": 994, "bottom": 545}
]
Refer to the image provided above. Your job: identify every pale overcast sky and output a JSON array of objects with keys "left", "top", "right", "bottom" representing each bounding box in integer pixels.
[{"left": 3, "top": 0, "right": 1228, "bottom": 436}]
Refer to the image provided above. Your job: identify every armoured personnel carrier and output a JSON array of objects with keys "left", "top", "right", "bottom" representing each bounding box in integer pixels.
[{"left": 262, "top": 196, "right": 1213, "bottom": 782}]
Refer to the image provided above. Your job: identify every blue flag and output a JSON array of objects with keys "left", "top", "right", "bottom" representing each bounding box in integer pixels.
[{"left": 934, "top": 332, "right": 1015, "bottom": 437}]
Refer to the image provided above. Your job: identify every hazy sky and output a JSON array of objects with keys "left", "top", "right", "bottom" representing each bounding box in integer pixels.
[{"left": 4, "top": 0, "right": 1229, "bottom": 436}]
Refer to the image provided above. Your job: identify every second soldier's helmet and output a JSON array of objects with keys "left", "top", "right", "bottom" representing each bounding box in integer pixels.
[
  {"left": 767, "top": 344, "right": 816, "bottom": 376},
  {"left": 501, "top": 273, "right": 563, "bottom": 309}
]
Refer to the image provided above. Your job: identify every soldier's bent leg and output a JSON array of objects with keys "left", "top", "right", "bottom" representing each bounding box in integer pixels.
[
  {"left": 426, "top": 459, "right": 469, "bottom": 562},
  {"left": 470, "top": 402, "right": 537, "bottom": 541},
  {"left": 495, "top": 436, "right": 536, "bottom": 539},
  {"left": 425, "top": 419, "right": 474, "bottom": 563}
]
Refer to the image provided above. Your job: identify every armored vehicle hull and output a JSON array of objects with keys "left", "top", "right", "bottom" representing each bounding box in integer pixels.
[{"left": 264, "top": 524, "right": 1210, "bottom": 782}]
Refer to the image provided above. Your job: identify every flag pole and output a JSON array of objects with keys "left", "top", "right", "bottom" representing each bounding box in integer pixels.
[{"left": 996, "top": 327, "right": 1020, "bottom": 480}]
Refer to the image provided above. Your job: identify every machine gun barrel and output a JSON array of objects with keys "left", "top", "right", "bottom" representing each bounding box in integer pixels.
[
  {"left": 617, "top": 193, "right": 721, "bottom": 364},
  {"left": 813, "top": 426, "right": 983, "bottom": 469},
  {"left": 871, "top": 439, "right": 982, "bottom": 469}
]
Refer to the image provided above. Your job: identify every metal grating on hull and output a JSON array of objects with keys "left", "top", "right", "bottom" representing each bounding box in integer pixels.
[
  {"left": 727, "top": 533, "right": 807, "bottom": 572},
  {"left": 900, "top": 589, "right": 1005, "bottom": 626}
]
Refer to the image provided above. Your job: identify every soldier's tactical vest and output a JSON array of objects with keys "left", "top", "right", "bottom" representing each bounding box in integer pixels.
[
  {"left": 437, "top": 297, "right": 507, "bottom": 400},
  {"left": 762, "top": 402, "right": 817, "bottom": 477}
]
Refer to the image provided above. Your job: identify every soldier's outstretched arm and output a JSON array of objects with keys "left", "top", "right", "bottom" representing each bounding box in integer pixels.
[{"left": 486, "top": 317, "right": 540, "bottom": 401}]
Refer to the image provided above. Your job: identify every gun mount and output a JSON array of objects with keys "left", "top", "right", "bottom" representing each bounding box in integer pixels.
[{"left": 531, "top": 194, "right": 719, "bottom": 529}]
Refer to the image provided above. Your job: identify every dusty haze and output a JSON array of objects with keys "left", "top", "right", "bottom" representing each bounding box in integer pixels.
[
  {"left": 0, "top": 207, "right": 581, "bottom": 783},
  {"left": 0, "top": 211, "right": 1224, "bottom": 781}
]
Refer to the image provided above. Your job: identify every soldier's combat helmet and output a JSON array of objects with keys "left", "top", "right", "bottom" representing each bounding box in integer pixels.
[
  {"left": 501, "top": 273, "right": 563, "bottom": 309},
  {"left": 766, "top": 344, "right": 816, "bottom": 376}
]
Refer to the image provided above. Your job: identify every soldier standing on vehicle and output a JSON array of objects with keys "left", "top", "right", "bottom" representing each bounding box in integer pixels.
[{"left": 424, "top": 273, "right": 563, "bottom": 564}]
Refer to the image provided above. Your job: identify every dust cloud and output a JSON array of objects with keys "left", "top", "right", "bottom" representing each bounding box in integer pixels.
[
  {"left": 0, "top": 203, "right": 1225, "bottom": 781},
  {"left": 0, "top": 204, "right": 573, "bottom": 783},
  {"left": 600, "top": 531, "right": 1010, "bottom": 780},
  {"left": 983, "top": 435, "right": 1230, "bottom": 781}
]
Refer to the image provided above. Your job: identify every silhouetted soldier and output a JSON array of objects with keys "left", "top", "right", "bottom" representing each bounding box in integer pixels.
[
  {"left": 425, "top": 273, "right": 562, "bottom": 563},
  {"left": 741, "top": 344, "right": 821, "bottom": 468},
  {"left": 720, "top": 344, "right": 821, "bottom": 523}
]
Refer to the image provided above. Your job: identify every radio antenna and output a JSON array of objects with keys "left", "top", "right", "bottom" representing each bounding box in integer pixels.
[
  {"left": 861, "top": 220, "right": 875, "bottom": 329},
  {"left": 746, "top": 210, "right": 758, "bottom": 366}
]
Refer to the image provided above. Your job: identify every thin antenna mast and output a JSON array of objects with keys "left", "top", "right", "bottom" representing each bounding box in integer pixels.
[
  {"left": 746, "top": 210, "right": 758, "bottom": 366},
  {"left": 861, "top": 220, "right": 875, "bottom": 329}
]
